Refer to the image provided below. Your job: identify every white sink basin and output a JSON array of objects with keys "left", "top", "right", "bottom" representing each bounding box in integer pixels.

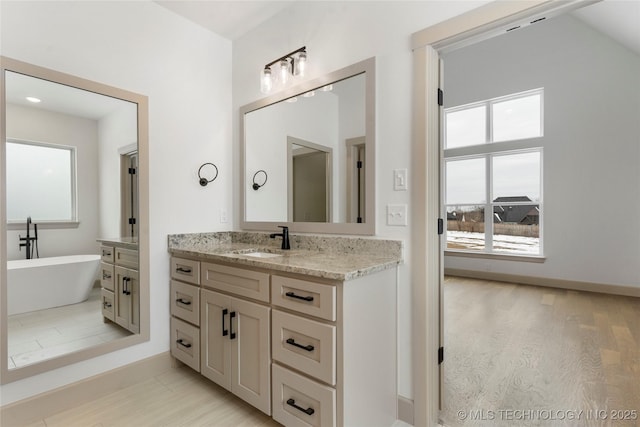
[{"left": 242, "top": 251, "right": 282, "bottom": 259}]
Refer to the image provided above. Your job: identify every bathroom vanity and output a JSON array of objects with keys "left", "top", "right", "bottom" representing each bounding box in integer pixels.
[
  {"left": 98, "top": 238, "right": 139, "bottom": 334},
  {"left": 168, "top": 232, "right": 402, "bottom": 427}
]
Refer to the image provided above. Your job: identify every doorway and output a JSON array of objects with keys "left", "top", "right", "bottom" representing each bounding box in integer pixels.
[
  {"left": 120, "top": 151, "right": 138, "bottom": 238},
  {"left": 411, "top": 1, "right": 640, "bottom": 426}
]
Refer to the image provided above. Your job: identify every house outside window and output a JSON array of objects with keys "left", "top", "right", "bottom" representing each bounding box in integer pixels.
[{"left": 444, "top": 89, "right": 543, "bottom": 256}]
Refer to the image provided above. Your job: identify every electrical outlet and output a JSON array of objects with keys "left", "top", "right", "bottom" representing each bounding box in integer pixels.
[{"left": 387, "top": 204, "right": 407, "bottom": 226}]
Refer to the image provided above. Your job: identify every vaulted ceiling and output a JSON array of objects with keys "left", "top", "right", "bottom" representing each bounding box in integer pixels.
[{"left": 155, "top": 1, "right": 640, "bottom": 56}]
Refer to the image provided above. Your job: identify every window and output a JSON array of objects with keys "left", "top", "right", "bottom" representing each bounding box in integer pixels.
[
  {"left": 6, "top": 139, "right": 76, "bottom": 223},
  {"left": 445, "top": 89, "right": 543, "bottom": 149},
  {"left": 444, "top": 89, "right": 543, "bottom": 256}
]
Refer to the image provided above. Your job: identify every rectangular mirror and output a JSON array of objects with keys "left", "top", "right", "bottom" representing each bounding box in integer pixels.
[
  {"left": 1, "top": 56, "right": 149, "bottom": 384},
  {"left": 241, "top": 57, "right": 375, "bottom": 235}
]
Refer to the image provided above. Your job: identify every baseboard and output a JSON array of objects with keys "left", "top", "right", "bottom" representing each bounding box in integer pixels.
[
  {"left": 397, "top": 395, "right": 414, "bottom": 425},
  {"left": 0, "top": 352, "right": 173, "bottom": 427},
  {"left": 445, "top": 269, "right": 640, "bottom": 298}
]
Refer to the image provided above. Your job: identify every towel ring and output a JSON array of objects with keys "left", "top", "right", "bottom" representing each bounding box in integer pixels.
[
  {"left": 198, "top": 163, "right": 219, "bottom": 187},
  {"left": 252, "top": 170, "right": 268, "bottom": 190}
]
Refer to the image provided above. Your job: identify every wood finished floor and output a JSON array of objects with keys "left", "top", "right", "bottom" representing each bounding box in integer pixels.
[
  {"left": 20, "top": 366, "right": 281, "bottom": 427},
  {"left": 441, "top": 276, "right": 640, "bottom": 427}
]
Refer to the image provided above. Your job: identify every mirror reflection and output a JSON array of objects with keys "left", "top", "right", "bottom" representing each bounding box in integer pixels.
[
  {"left": 244, "top": 72, "right": 367, "bottom": 224},
  {"left": 5, "top": 71, "right": 139, "bottom": 370}
]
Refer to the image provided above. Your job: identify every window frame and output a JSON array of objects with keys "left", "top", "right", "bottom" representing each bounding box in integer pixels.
[
  {"left": 443, "top": 88, "right": 545, "bottom": 259},
  {"left": 444, "top": 88, "right": 544, "bottom": 149},
  {"left": 6, "top": 138, "right": 79, "bottom": 229}
]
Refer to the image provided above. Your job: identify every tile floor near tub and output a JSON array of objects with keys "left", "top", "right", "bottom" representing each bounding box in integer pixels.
[{"left": 7, "top": 287, "right": 131, "bottom": 369}]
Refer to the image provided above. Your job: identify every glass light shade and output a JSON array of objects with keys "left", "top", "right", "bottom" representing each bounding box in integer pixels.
[
  {"left": 260, "top": 68, "right": 272, "bottom": 93},
  {"left": 295, "top": 51, "right": 307, "bottom": 77},
  {"left": 279, "top": 59, "right": 290, "bottom": 85}
]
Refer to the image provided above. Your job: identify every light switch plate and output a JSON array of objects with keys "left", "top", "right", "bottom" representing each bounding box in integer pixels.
[
  {"left": 394, "top": 168, "right": 408, "bottom": 191},
  {"left": 387, "top": 204, "right": 408, "bottom": 226}
]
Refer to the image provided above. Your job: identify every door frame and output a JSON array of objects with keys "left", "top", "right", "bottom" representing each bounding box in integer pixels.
[{"left": 410, "top": 1, "right": 599, "bottom": 425}]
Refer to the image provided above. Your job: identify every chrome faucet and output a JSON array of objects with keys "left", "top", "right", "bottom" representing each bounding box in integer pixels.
[{"left": 270, "top": 226, "right": 291, "bottom": 250}]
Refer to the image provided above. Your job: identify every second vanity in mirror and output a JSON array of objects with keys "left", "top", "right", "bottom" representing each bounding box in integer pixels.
[
  {"left": 1, "top": 56, "right": 149, "bottom": 384},
  {"left": 241, "top": 57, "right": 375, "bottom": 235},
  {"left": 168, "top": 231, "right": 402, "bottom": 427}
]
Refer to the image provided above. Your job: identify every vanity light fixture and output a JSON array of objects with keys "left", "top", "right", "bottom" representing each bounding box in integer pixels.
[
  {"left": 26, "top": 96, "right": 41, "bottom": 103},
  {"left": 260, "top": 46, "right": 307, "bottom": 94}
]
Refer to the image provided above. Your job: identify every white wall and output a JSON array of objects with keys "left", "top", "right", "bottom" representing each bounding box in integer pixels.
[
  {"left": 245, "top": 94, "right": 339, "bottom": 221},
  {"left": 233, "top": 0, "right": 491, "bottom": 400},
  {"left": 5, "top": 104, "right": 100, "bottom": 261},
  {"left": 442, "top": 14, "right": 640, "bottom": 288},
  {"left": 98, "top": 104, "right": 138, "bottom": 238},
  {"left": 1, "top": 0, "right": 231, "bottom": 404}
]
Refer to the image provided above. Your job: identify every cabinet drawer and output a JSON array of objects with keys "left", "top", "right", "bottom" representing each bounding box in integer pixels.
[
  {"left": 115, "top": 247, "right": 138, "bottom": 269},
  {"left": 272, "top": 364, "right": 336, "bottom": 427},
  {"left": 272, "top": 276, "right": 336, "bottom": 321},
  {"left": 101, "top": 289, "right": 115, "bottom": 322},
  {"left": 171, "top": 317, "right": 200, "bottom": 372},
  {"left": 100, "top": 245, "right": 114, "bottom": 263},
  {"left": 170, "top": 280, "right": 200, "bottom": 326},
  {"left": 202, "top": 262, "right": 269, "bottom": 303},
  {"left": 272, "top": 310, "right": 336, "bottom": 385},
  {"left": 171, "top": 257, "right": 200, "bottom": 285},
  {"left": 100, "top": 262, "right": 115, "bottom": 292}
]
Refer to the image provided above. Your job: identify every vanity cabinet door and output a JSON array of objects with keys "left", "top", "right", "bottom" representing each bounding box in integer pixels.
[
  {"left": 201, "top": 289, "right": 232, "bottom": 390},
  {"left": 200, "top": 289, "right": 271, "bottom": 416},
  {"left": 115, "top": 266, "right": 139, "bottom": 334},
  {"left": 232, "top": 297, "right": 271, "bottom": 415}
]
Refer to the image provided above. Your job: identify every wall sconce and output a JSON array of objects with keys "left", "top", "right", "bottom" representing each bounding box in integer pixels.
[{"left": 260, "top": 46, "right": 307, "bottom": 94}]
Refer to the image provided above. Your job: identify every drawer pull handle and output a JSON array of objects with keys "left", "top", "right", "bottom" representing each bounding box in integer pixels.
[
  {"left": 286, "top": 398, "right": 315, "bottom": 416},
  {"left": 103, "top": 301, "right": 112, "bottom": 309},
  {"left": 286, "top": 338, "right": 314, "bottom": 352},
  {"left": 102, "top": 250, "right": 112, "bottom": 256},
  {"left": 285, "top": 291, "right": 314, "bottom": 302},
  {"left": 229, "top": 311, "right": 236, "bottom": 340},
  {"left": 222, "top": 308, "right": 229, "bottom": 336},
  {"left": 122, "top": 277, "right": 131, "bottom": 295},
  {"left": 176, "top": 298, "right": 191, "bottom": 306},
  {"left": 176, "top": 267, "right": 192, "bottom": 274},
  {"left": 176, "top": 339, "right": 192, "bottom": 348},
  {"left": 102, "top": 272, "right": 112, "bottom": 280}
]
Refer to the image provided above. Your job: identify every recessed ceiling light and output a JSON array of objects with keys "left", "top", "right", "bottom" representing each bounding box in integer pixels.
[{"left": 26, "top": 97, "right": 41, "bottom": 103}]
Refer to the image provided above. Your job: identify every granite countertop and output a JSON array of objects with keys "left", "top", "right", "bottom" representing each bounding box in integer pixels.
[
  {"left": 168, "top": 232, "right": 403, "bottom": 281},
  {"left": 97, "top": 237, "right": 138, "bottom": 249}
]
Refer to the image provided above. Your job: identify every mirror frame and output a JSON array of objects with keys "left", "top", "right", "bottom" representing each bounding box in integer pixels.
[
  {"left": 0, "top": 56, "right": 150, "bottom": 384},
  {"left": 240, "top": 57, "right": 376, "bottom": 235}
]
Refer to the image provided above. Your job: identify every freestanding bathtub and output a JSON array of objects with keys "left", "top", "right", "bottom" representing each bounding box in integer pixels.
[{"left": 7, "top": 254, "right": 101, "bottom": 316}]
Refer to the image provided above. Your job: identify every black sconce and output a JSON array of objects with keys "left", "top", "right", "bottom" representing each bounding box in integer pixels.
[
  {"left": 198, "top": 163, "right": 219, "bottom": 187},
  {"left": 252, "top": 170, "right": 268, "bottom": 190}
]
